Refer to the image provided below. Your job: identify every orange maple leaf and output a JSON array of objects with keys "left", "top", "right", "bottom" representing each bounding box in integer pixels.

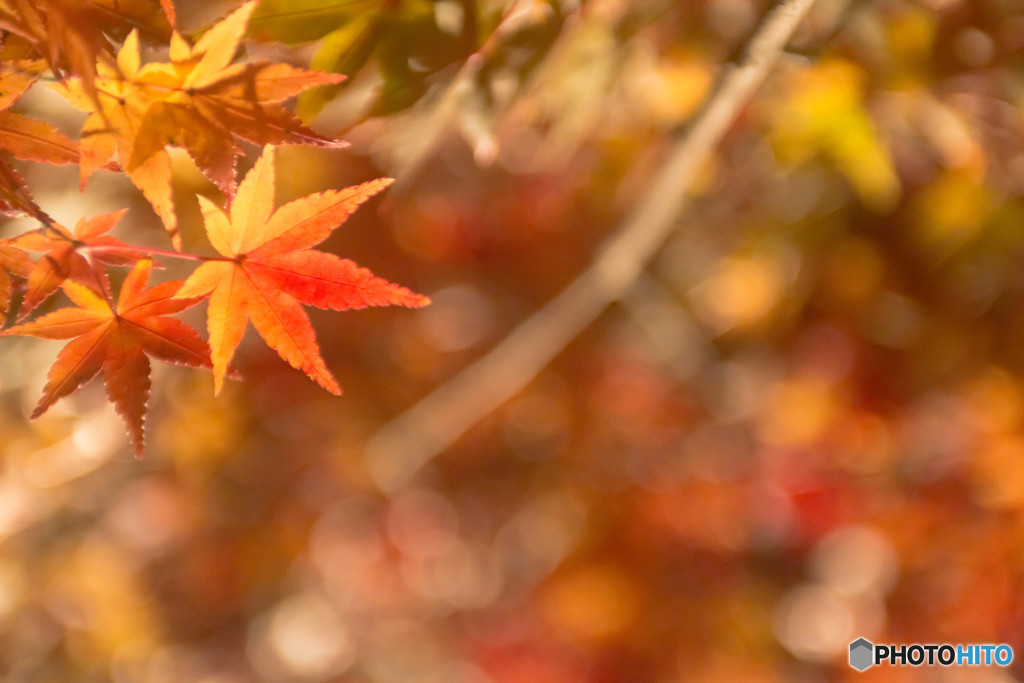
[
  {"left": 0, "top": 60, "right": 87, "bottom": 219},
  {"left": 158, "top": 0, "right": 175, "bottom": 27},
  {"left": 0, "top": 237, "right": 33, "bottom": 316},
  {"left": 0, "top": 156, "right": 40, "bottom": 220},
  {"left": 13, "top": 209, "right": 148, "bottom": 318},
  {"left": 0, "top": 62, "right": 80, "bottom": 164},
  {"left": 176, "top": 146, "right": 429, "bottom": 395},
  {"left": 0, "top": 0, "right": 171, "bottom": 111},
  {"left": 60, "top": 1, "right": 346, "bottom": 248},
  {"left": 2, "top": 259, "right": 215, "bottom": 457}
]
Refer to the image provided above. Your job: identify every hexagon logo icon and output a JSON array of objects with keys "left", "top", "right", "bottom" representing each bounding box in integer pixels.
[{"left": 849, "top": 638, "right": 874, "bottom": 671}]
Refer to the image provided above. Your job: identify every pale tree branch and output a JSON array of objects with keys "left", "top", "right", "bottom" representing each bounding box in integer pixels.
[{"left": 366, "top": 0, "right": 820, "bottom": 491}]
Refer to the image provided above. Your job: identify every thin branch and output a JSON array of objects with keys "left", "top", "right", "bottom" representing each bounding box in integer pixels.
[
  {"left": 365, "top": 0, "right": 820, "bottom": 490},
  {"left": 390, "top": 0, "right": 564, "bottom": 192}
]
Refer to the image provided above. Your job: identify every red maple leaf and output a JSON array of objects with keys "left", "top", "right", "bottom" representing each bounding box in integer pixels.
[
  {"left": 2, "top": 259, "right": 216, "bottom": 457},
  {"left": 14, "top": 209, "right": 148, "bottom": 318},
  {"left": 177, "top": 145, "right": 429, "bottom": 394}
]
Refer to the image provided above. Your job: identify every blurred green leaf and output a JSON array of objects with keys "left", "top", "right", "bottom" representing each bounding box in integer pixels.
[
  {"left": 248, "top": 0, "right": 381, "bottom": 43},
  {"left": 298, "top": 15, "right": 378, "bottom": 118},
  {"left": 251, "top": 0, "right": 471, "bottom": 118}
]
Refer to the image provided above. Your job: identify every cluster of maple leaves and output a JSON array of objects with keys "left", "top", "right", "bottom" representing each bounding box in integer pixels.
[{"left": 0, "top": 0, "right": 429, "bottom": 456}]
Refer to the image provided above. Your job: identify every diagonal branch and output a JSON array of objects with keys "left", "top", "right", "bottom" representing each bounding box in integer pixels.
[{"left": 366, "top": 0, "right": 820, "bottom": 490}]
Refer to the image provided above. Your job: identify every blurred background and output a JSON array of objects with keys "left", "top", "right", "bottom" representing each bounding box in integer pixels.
[{"left": 3, "top": 0, "right": 1024, "bottom": 680}]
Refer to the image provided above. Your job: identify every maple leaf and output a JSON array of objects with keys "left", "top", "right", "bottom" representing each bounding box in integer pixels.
[
  {"left": 0, "top": 237, "right": 32, "bottom": 316},
  {"left": 158, "top": 0, "right": 175, "bottom": 27},
  {"left": 0, "top": 0, "right": 171, "bottom": 111},
  {"left": 0, "top": 156, "right": 41, "bottom": 219},
  {"left": 176, "top": 145, "right": 429, "bottom": 395},
  {"left": 0, "top": 61, "right": 79, "bottom": 161},
  {"left": 0, "top": 60, "right": 88, "bottom": 219},
  {"left": 13, "top": 209, "right": 148, "bottom": 318},
  {"left": 60, "top": 1, "right": 346, "bottom": 248},
  {"left": 1, "top": 259, "right": 215, "bottom": 457}
]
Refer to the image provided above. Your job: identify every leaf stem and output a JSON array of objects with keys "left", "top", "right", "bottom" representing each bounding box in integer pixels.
[{"left": 138, "top": 246, "right": 220, "bottom": 262}]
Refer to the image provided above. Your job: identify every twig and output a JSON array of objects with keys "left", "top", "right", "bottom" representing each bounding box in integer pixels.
[
  {"left": 390, "top": 0, "right": 564, "bottom": 191},
  {"left": 366, "top": 0, "right": 820, "bottom": 490}
]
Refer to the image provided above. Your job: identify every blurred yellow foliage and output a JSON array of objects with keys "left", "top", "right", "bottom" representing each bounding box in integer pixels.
[
  {"left": 884, "top": 6, "right": 937, "bottom": 88},
  {"left": 48, "top": 537, "right": 158, "bottom": 665},
  {"left": 691, "top": 249, "right": 792, "bottom": 332},
  {"left": 911, "top": 169, "right": 992, "bottom": 256},
  {"left": 770, "top": 59, "right": 901, "bottom": 211},
  {"left": 637, "top": 53, "right": 713, "bottom": 126}
]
